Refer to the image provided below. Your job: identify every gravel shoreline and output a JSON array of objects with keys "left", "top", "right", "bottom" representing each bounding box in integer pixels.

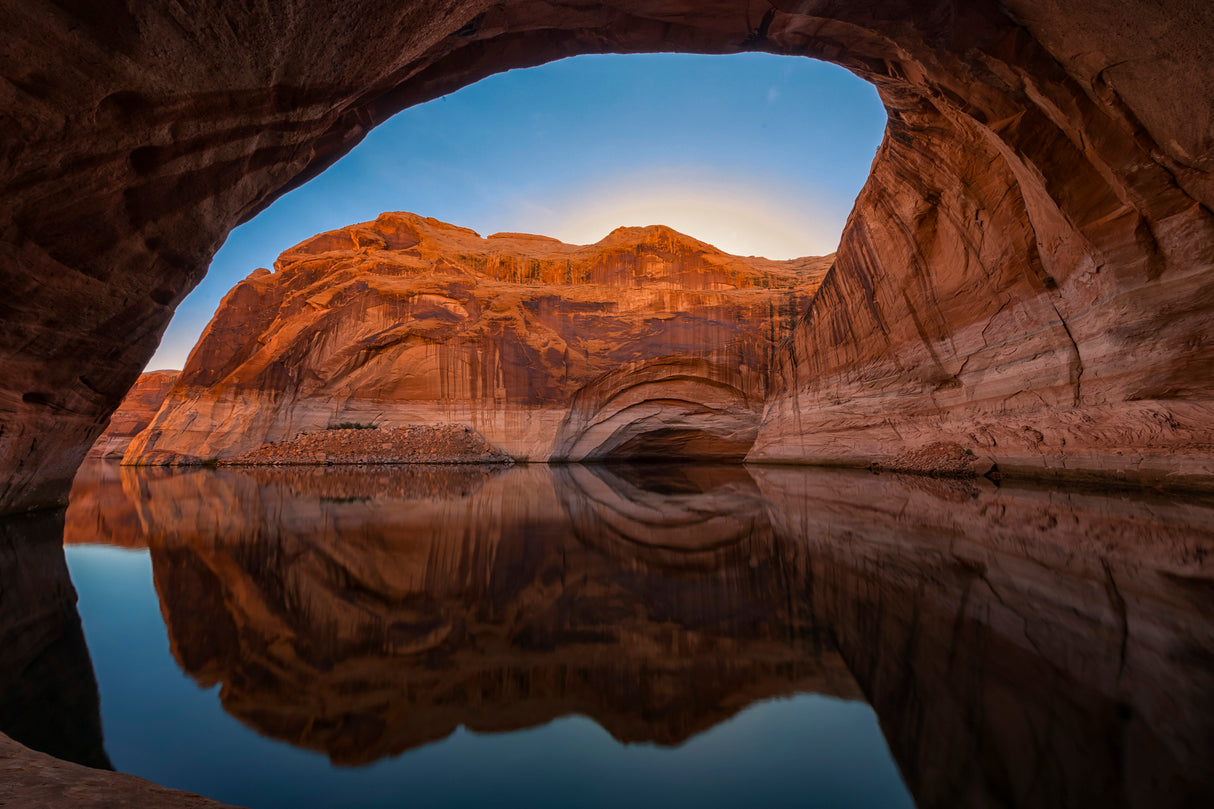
[{"left": 224, "top": 424, "right": 514, "bottom": 466}]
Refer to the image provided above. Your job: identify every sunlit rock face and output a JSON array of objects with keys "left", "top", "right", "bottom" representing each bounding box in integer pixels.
[
  {"left": 2, "top": 1, "right": 1212, "bottom": 509},
  {"left": 64, "top": 462, "right": 858, "bottom": 764},
  {"left": 123, "top": 213, "right": 825, "bottom": 464},
  {"left": 85, "top": 371, "right": 178, "bottom": 461}
]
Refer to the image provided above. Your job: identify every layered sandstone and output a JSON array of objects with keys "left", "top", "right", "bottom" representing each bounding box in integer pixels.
[
  {"left": 85, "top": 371, "right": 178, "bottom": 460},
  {"left": 124, "top": 213, "right": 826, "bottom": 465},
  {"left": 751, "top": 75, "right": 1214, "bottom": 486},
  {"left": 5, "top": 6, "right": 1213, "bottom": 809},
  {"left": 4, "top": 1, "right": 1213, "bottom": 512}
]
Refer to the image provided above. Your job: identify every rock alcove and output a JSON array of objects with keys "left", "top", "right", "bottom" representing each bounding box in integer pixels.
[{"left": 3, "top": 0, "right": 1213, "bottom": 513}]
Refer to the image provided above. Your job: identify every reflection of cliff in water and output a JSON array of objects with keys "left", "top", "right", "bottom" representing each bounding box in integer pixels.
[
  {"left": 0, "top": 509, "right": 111, "bottom": 769},
  {"left": 64, "top": 461, "right": 1214, "bottom": 807},
  {"left": 65, "top": 462, "right": 856, "bottom": 765},
  {"left": 753, "top": 469, "right": 1214, "bottom": 809}
]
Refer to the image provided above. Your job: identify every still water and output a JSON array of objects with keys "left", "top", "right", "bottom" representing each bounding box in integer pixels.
[{"left": 4, "top": 461, "right": 1214, "bottom": 808}]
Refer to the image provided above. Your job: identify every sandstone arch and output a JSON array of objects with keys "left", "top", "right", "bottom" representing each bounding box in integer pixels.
[{"left": 3, "top": 0, "right": 1212, "bottom": 511}]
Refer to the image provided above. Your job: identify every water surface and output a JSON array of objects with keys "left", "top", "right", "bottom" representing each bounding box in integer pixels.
[{"left": 5, "top": 461, "right": 1214, "bottom": 808}]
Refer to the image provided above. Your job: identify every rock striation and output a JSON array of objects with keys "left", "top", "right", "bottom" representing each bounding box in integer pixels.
[
  {"left": 124, "top": 213, "right": 826, "bottom": 465},
  {"left": 85, "top": 371, "right": 178, "bottom": 460},
  {"left": 3, "top": 1, "right": 1214, "bottom": 511}
]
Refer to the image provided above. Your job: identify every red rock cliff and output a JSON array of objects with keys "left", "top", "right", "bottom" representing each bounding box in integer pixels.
[
  {"left": 85, "top": 371, "right": 178, "bottom": 460},
  {"left": 1, "top": 1, "right": 1212, "bottom": 512},
  {"left": 124, "top": 213, "right": 827, "bottom": 464}
]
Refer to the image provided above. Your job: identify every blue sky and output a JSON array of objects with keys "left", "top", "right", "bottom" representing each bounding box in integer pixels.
[{"left": 149, "top": 53, "right": 886, "bottom": 370}]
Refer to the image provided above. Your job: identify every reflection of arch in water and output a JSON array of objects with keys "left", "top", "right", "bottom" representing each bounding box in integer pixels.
[
  {"left": 552, "top": 462, "right": 773, "bottom": 564},
  {"left": 0, "top": 511, "right": 111, "bottom": 770},
  {"left": 68, "top": 463, "right": 855, "bottom": 764},
  {"left": 60, "top": 461, "right": 1214, "bottom": 805}
]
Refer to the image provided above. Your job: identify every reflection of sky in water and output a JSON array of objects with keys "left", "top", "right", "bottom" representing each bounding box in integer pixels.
[{"left": 67, "top": 544, "right": 913, "bottom": 809}]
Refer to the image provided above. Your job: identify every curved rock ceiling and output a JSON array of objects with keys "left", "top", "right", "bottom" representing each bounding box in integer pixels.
[{"left": 2, "top": 0, "right": 1213, "bottom": 511}]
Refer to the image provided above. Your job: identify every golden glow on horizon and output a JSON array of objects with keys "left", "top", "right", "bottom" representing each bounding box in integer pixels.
[{"left": 518, "top": 173, "right": 843, "bottom": 260}]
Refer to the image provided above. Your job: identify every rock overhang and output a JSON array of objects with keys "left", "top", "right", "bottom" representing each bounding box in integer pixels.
[{"left": 1, "top": 0, "right": 1213, "bottom": 511}]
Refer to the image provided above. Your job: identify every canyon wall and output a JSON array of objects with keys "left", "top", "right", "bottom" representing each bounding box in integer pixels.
[
  {"left": 86, "top": 371, "right": 178, "bottom": 460},
  {"left": 124, "top": 213, "right": 824, "bottom": 464},
  {"left": 2, "top": 2, "right": 1212, "bottom": 504},
  {"left": 750, "top": 8, "right": 1214, "bottom": 486}
]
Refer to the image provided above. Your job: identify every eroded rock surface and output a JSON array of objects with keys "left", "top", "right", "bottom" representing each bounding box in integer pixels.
[
  {"left": 0, "top": 733, "right": 238, "bottom": 809},
  {"left": 743, "top": 5, "right": 1214, "bottom": 489},
  {"left": 86, "top": 370, "right": 178, "bottom": 460},
  {"left": 3, "top": 1, "right": 1213, "bottom": 510},
  {"left": 124, "top": 214, "right": 825, "bottom": 464}
]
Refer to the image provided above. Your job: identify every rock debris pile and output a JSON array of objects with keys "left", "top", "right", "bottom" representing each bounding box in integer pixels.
[{"left": 226, "top": 424, "right": 513, "bottom": 466}]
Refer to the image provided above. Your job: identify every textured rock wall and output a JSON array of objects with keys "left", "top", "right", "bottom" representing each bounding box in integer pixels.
[
  {"left": 123, "top": 214, "right": 824, "bottom": 464},
  {"left": 2, "top": 0, "right": 1213, "bottom": 511},
  {"left": 86, "top": 371, "right": 178, "bottom": 460},
  {"left": 751, "top": 4, "right": 1214, "bottom": 486}
]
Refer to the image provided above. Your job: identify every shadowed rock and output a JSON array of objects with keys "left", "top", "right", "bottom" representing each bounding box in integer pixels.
[
  {"left": 0, "top": 733, "right": 234, "bottom": 809},
  {"left": 0, "top": 510, "right": 110, "bottom": 770},
  {"left": 754, "top": 467, "right": 1214, "bottom": 809}
]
